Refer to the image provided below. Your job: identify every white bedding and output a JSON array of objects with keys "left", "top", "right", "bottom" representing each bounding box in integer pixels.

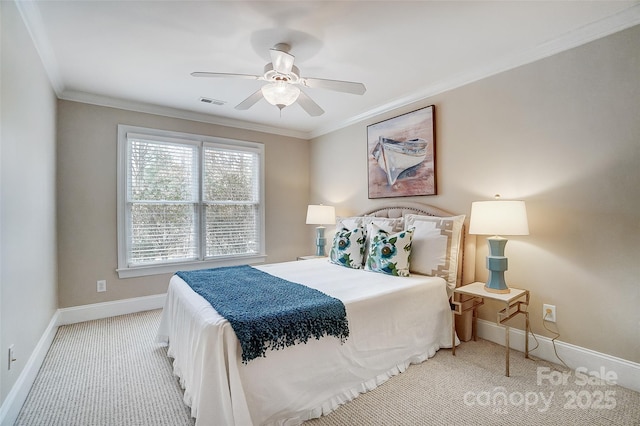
[{"left": 157, "top": 258, "right": 457, "bottom": 426}]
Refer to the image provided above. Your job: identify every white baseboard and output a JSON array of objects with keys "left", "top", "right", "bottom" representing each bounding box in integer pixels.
[
  {"left": 56, "top": 293, "right": 166, "bottom": 325},
  {"left": 0, "top": 311, "right": 59, "bottom": 426},
  {"left": 0, "top": 294, "right": 166, "bottom": 426},
  {"left": 476, "top": 318, "right": 640, "bottom": 393},
  {"left": 3, "top": 297, "right": 637, "bottom": 426}
]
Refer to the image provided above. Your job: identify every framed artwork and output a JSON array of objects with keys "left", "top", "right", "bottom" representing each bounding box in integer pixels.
[{"left": 367, "top": 105, "right": 436, "bottom": 199}]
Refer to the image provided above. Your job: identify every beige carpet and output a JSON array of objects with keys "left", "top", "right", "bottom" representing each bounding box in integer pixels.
[
  {"left": 306, "top": 336, "right": 640, "bottom": 426},
  {"left": 15, "top": 311, "right": 194, "bottom": 426},
  {"left": 16, "top": 309, "right": 640, "bottom": 425}
]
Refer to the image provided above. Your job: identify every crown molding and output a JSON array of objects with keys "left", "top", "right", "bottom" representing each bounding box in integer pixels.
[
  {"left": 308, "top": 4, "right": 640, "bottom": 139},
  {"left": 15, "top": 0, "right": 65, "bottom": 95},
  {"left": 60, "top": 90, "right": 310, "bottom": 140},
  {"left": 17, "top": 0, "right": 640, "bottom": 141}
]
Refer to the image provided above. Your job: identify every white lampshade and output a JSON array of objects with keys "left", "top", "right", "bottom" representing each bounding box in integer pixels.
[
  {"left": 261, "top": 82, "right": 300, "bottom": 108},
  {"left": 305, "top": 205, "right": 336, "bottom": 225},
  {"left": 469, "top": 200, "right": 529, "bottom": 236}
]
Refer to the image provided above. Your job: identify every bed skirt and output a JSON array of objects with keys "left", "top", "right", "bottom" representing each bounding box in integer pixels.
[{"left": 157, "top": 259, "right": 458, "bottom": 425}]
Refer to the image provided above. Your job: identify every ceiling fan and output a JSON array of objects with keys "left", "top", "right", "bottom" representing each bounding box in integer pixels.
[{"left": 191, "top": 43, "right": 366, "bottom": 116}]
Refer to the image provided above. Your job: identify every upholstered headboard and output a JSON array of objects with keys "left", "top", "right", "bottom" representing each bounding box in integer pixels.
[
  {"left": 361, "top": 202, "right": 476, "bottom": 341},
  {"left": 361, "top": 202, "right": 476, "bottom": 288}
]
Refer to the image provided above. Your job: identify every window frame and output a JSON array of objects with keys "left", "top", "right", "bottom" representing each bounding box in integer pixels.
[{"left": 116, "top": 125, "right": 266, "bottom": 279}]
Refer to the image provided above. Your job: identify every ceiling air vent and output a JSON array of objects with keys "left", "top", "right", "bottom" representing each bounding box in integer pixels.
[{"left": 200, "top": 97, "right": 226, "bottom": 106}]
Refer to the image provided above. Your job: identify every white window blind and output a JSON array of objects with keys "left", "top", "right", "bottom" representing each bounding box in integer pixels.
[
  {"left": 127, "top": 137, "right": 199, "bottom": 265},
  {"left": 117, "top": 125, "right": 265, "bottom": 278},
  {"left": 203, "top": 145, "right": 260, "bottom": 257}
]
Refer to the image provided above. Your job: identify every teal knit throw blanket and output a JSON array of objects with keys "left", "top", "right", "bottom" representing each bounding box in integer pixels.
[{"left": 176, "top": 266, "right": 349, "bottom": 363}]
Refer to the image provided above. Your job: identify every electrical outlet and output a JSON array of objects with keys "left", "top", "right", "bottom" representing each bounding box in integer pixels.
[
  {"left": 8, "top": 345, "right": 15, "bottom": 370},
  {"left": 97, "top": 280, "right": 107, "bottom": 292},
  {"left": 543, "top": 304, "right": 556, "bottom": 322}
]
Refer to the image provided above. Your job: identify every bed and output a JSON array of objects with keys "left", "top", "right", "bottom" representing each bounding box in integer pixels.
[{"left": 157, "top": 203, "right": 475, "bottom": 426}]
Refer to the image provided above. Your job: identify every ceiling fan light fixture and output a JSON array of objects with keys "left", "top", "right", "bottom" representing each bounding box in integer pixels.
[
  {"left": 261, "top": 82, "right": 300, "bottom": 109},
  {"left": 192, "top": 43, "right": 364, "bottom": 116}
]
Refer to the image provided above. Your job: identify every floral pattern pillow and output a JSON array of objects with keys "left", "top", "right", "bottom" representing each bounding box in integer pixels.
[
  {"left": 329, "top": 226, "right": 367, "bottom": 269},
  {"left": 336, "top": 216, "right": 404, "bottom": 267},
  {"left": 365, "top": 223, "right": 414, "bottom": 277}
]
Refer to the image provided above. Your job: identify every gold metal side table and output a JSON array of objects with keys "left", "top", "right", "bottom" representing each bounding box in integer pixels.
[{"left": 451, "top": 282, "right": 530, "bottom": 377}]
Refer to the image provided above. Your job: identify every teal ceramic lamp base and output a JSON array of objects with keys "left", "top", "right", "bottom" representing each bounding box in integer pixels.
[
  {"left": 485, "top": 237, "right": 510, "bottom": 294},
  {"left": 315, "top": 226, "right": 327, "bottom": 257}
]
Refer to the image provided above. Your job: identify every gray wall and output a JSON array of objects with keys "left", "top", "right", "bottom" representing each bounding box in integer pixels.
[
  {"left": 310, "top": 25, "right": 640, "bottom": 363},
  {"left": 1, "top": 1, "right": 59, "bottom": 403},
  {"left": 56, "top": 101, "right": 311, "bottom": 308}
]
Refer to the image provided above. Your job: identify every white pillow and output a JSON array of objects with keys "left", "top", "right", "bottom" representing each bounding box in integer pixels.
[
  {"left": 404, "top": 214, "right": 465, "bottom": 291},
  {"left": 336, "top": 216, "right": 404, "bottom": 234},
  {"left": 336, "top": 217, "right": 362, "bottom": 231}
]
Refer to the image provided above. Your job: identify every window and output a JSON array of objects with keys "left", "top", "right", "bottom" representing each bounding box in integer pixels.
[{"left": 117, "top": 125, "right": 265, "bottom": 278}]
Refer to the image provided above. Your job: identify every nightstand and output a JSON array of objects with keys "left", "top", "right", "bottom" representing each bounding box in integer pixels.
[
  {"left": 451, "top": 282, "right": 530, "bottom": 377},
  {"left": 296, "top": 255, "right": 327, "bottom": 260}
]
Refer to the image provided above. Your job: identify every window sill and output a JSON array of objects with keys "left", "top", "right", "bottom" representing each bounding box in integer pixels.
[{"left": 116, "top": 255, "right": 267, "bottom": 279}]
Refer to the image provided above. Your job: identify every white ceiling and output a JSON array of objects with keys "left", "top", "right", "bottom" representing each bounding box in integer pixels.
[{"left": 17, "top": 1, "right": 640, "bottom": 139}]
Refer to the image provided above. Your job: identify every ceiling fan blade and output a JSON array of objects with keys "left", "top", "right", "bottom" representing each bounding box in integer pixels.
[
  {"left": 296, "top": 90, "right": 324, "bottom": 117},
  {"left": 300, "top": 77, "right": 366, "bottom": 95},
  {"left": 270, "top": 48, "right": 295, "bottom": 75},
  {"left": 191, "top": 72, "right": 261, "bottom": 80},
  {"left": 235, "top": 89, "right": 264, "bottom": 110}
]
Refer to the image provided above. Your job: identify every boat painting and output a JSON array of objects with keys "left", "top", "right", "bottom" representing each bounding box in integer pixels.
[
  {"left": 372, "top": 137, "right": 428, "bottom": 186},
  {"left": 367, "top": 105, "right": 436, "bottom": 198}
]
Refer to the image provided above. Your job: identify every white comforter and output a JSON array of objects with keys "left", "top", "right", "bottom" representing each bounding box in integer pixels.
[{"left": 157, "top": 259, "right": 457, "bottom": 426}]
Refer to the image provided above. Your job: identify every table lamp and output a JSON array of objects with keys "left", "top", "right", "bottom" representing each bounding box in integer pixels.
[
  {"left": 469, "top": 196, "right": 529, "bottom": 294},
  {"left": 306, "top": 204, "right": 336, "bottom": 256}
]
